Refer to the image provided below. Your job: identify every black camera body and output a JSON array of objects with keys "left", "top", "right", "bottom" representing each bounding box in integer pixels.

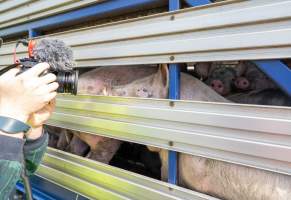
[
  {"left": 0, "top": 58, "right": 78, "bottom": 95},
  {"left": 19, "top": 58, "right": 78, "bottom": 95}
]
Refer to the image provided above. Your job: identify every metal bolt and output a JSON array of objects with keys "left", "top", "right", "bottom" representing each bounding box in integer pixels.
[
  {"left": 170, "top": 56, "right": 175, "bottom": 61},
  {"left": 187, "top": 65, "right": 195, "bottom": 71},
  {"left": 169, "top": 101, "right": 175, "bottom": 107},
  {"left": 170, "top": 15, "right": 175, "bottom": 21},
  {"left": 169, "top": 141, "right": 174, "bottom": 146}
]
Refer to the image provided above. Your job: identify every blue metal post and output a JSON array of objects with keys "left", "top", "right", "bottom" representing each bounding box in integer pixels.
[
  {"left": 168, "top": 0, "right": 181, "bottom": 185},
  {"left": 253, "top": 60, "right": 291, "bottom": 97},
  {"left": 168, "top": 0, "right": 212, "bottom": 186}
]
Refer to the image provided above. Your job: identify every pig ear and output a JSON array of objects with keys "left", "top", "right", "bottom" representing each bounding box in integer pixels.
[
  {"left": 161, "top": 64, "right": 169, "bottom": 88},
  {"left": 236, "top": 61, "right": 247, "bottom": 76},
  {"left": 156, "top": 64, "right": 169, "bottom": 88},
  {"left": 208, "top": 62, "right": 219, "bottom": 76},
  {"left": 195, "top": 62, "right": 211, "bottom": 78}
]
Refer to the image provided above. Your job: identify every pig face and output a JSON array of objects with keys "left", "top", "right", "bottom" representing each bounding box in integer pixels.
[
  {"left": 206, "top": 66, "right": 236, "bottom": 96},
  {"left": 234, "top": 76, "right": 250, "bottom": 91},
  {"left": 111, "top": 64, "right": 169, "bottom": 99}
]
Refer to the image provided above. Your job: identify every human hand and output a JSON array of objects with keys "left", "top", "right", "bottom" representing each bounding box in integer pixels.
[
  {"left": 26, "top": 99, "right": 56, "bottom": 140},
  {"left": 0, "top": 63, "right": 58, "bottom": 123}
]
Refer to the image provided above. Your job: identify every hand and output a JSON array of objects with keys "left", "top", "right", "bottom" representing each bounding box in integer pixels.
[
  {"left": 26, "top": 99, "right": 56, "bottom": 140},
  {"left": 0, "top": 63, "right": 58, "bottom": 123}
]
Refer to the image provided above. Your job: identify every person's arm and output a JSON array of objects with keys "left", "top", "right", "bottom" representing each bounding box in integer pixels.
[
  {"left": 0, "top": 135, "right": 24, "bottom": 199},
  {"left": 23, "top": 127, "right": 48, "bottom": 175},
  {"left": 24, "top": 100, "right": 56, "bottom": 175},
  {"left": 0, "top": 63, "right": 58, "bottom": 199}
]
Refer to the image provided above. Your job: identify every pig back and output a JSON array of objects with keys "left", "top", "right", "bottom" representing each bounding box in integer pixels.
[
  {"left": 227, "top": 89, "right": 291, "bottom": 106},
  {"left": 78, "top": 65, "right": 157, "bottom": 94}
]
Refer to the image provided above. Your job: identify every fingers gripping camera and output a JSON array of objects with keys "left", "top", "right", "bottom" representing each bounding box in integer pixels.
[{"left": 0, "top": 38, "right": 78, "bottom": 95}]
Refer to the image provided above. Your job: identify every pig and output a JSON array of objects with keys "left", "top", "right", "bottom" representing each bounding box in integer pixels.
[
  {"left": 50, "top": 63, "right": 291, "bottom": 200},
  {"left": 66, "top": 135, "right": 90, "bottom": 156},
  {"left": 234, "top": 61, "right": 277, "bottom": 91},
  {"left": 194, "top": 62, "right": 239, "bottom": 96},
  {"left": 78, "top": 65, "right": 157, "bottom": 94},
  {"left": 45, "top": 125, "right": 72, "bottom": 149},
  {"left": 48, "top": 65, "right": 158, "bottom": 163},
  {"left": 203, "top": 61, "right": 277, "bottom": 96},
  {"left": 57, "top": 65, "right": 158, "bottom": 163},
  {"left": 105, "top": 64, "right": 291, "bottom": 200},
  {"left": 227, "top": 89, "right": 291, "bottom": 107}
]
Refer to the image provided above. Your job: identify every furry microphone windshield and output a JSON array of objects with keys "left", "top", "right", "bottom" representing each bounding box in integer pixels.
[{"left": 33, "top": 38, "right": 76, "bottom": 71}]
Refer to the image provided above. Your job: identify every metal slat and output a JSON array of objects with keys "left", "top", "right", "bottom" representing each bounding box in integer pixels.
[
  {"left": 0, "top": 0, "right": 99, "bottom": 29},
  {"left": 36, "top": 148, "right": 216, "bottom": 200},
  {"left": 0, "top": 0, "right": 163, "bottom": 38},
  {"left": 1, "top": 0, "right": 291, "bottom": 67},
  {"left": 47, "top": 95, "right": 291, "bottom": 176}
]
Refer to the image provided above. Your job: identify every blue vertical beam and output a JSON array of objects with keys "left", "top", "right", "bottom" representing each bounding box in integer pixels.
[
  {"left": 253, "top": 60, "right": 291, "bottom": 97},
  {"left": 168, "top": 0, "right": 181, "bottom": 185}
]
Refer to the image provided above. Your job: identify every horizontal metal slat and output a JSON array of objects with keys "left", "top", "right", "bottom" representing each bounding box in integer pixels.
[
  {"left": 0, "top": 0, "right": 100, "bottom": 29},
  {"left": 37, "top": 148, "right": 216, "bottom": 200},
  {"left": 47, "top": 95, "right": 291, "bottom": 176},
  {"left": 1, "top": 0, "right": 291, "bottom": 67}
]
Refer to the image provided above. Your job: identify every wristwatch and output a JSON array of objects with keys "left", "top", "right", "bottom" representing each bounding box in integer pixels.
[{"left": 0, "top": 116, "right": 31, "bottom": 134}]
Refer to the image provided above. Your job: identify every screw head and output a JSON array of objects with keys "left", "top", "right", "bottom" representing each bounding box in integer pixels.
[{"left": 169, "top": 101, "right": 175, "bottom": 107}]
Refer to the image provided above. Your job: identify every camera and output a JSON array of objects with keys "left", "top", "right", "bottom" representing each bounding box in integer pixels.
[
  {"left": 0, "top": 57, "right": 78, "bottom": 95},
  {"left": 0, "top": 38, "right": 78, "bottom": 95}
]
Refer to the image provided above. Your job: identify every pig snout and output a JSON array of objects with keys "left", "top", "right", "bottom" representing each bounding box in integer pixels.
[
  {"left": 210, "top": 79, "right": 225, "bottom": 95},
  {"left": 235, "top": 77, "right": 250, "bottom": 90}
]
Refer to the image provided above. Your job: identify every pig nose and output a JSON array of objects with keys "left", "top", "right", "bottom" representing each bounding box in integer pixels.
[
  {"left": 235, "top": 77, "right": 250, "bottom": 90},
  {"left": 210, "top": 79, "right": 224, "bottom": 94}
]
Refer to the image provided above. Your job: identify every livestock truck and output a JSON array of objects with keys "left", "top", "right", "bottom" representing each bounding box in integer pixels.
[{"left": 0, "top": 0, "right": 291, "bottom": 199}]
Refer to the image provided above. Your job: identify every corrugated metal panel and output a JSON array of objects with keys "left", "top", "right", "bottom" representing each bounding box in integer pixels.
[
  {"left": 0, "top": 0, "right": 101, "bottom": 29},
  {"left": 1, "top": 0, "right": 291, "bottom": 67},
  {"left": 47, "top": 95, "right": 291, "bottom": 176},
  {"left": 37, "top": 148, "right": 217, "bottom": 200}
]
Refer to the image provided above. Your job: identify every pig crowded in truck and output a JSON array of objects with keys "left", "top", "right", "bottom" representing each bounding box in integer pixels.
[{"left": 47, "top": 61, "right": 291, "bottom": 200}]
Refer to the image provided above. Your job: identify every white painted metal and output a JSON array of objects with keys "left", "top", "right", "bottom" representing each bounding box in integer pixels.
[
  {"left": 0, "top": 0, "right": 100, "bottom": 29},
  {"left": 38, "top": 148, "right": 218, "bottom": 200},
  {"left": 1, "top": 0, "right": 291, "bottom": 67},
  {"left": 48, "top": 95, "right": 291, "bottom": 176}
]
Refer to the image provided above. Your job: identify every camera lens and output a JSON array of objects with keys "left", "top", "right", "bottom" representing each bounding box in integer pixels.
[{"left": 56, "top": 70, "right": 78, "bottom": 95}]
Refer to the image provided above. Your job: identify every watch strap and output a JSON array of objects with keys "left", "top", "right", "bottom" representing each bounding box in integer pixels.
[{"left": 0, "top": 116, "right": 30, "bottom": 134}]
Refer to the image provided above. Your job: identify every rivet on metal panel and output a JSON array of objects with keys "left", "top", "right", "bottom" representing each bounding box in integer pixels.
[
  {"left": 170, "top": 15, "right": 175, "bottom": 20},
  {"left": 169, "top": 101, "right": 175, "bottom": 107},
  {"left": 169, "top": 141, "right": 174, "bottom": 146},
  {"left": 170, "top": 56, "right": 175, "bottom": 61}
]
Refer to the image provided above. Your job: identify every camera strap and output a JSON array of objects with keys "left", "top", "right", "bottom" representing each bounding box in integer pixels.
[{"left": 0, "top": 116, "right": 30, "bottom": 134}]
